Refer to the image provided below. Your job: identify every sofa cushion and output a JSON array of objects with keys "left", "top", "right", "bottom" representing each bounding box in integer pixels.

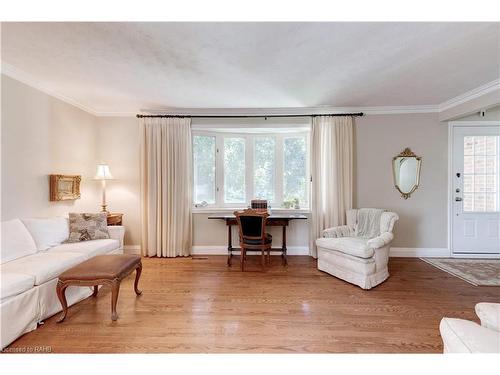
[
  {"left": 439, "top": 317, "right": 500, "bottom": 353},
  {"left": 1, "top": 273, "right": 35, "bottom": 301},
  {"left": 48, "top": 239, "right": 119, "bottom": 258},
  {"left": 476, "top": 303, "right": 500, "bottom": 332},
  {"left": 1, "top": 252, "right": 87, "bottom": 285},
  {"left": 1, "top": 219, "right": 37, "bottom": 264},
  {"left": 316, "top": 237, "right": 374, "bottom": 258},
  {"left": 21, "top": 217, "right": 69, "bottom": 251},
  {"left": 67, "top": 213, "right": 110, "bottom": 242}
]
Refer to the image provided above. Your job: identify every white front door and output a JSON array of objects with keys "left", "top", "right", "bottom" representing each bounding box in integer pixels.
[{"left": 451, "top": 123, "right": 500, "bottom": 256}]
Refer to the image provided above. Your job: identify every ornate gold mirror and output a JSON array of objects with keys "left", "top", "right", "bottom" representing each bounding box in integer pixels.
[{"left": 392, "top": 148, "right": 421, "bottom": 199}]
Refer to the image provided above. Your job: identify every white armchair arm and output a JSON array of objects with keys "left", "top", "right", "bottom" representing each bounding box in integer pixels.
[
  {"left": 107, "top": 225, "right": 125, "bottom": 250},
  {"left": 322, "top": 225, "right": 352, "bottom": 238},
  {"left": 367, "top": 232, "right": 394, "bottom": 249},
  {"left": 476, "top": 303, "right": 500, "bottom": 332}
]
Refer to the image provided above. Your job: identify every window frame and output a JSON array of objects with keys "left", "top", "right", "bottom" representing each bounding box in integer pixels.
[{"left": 192, "top": 130, "right": 310, "bottom": 209}]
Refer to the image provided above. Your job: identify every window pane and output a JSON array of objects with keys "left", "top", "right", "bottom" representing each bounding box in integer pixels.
[
  {"left": 283, "top": 137, "right": 307, "bottom": 207},
  {"left": 474, "top": 136, "right": 486, "bottom": 155},
  {"left": 463, "top": 135, "right": 499, "bottom": 212},
  {"left": 464, "top": 175, "right": 474, "bottom": 193},
  {"left": 464, "top": 156, "right": 474, "bottom": 173},
  {"left": 464, "top": 136, "right": 474, "bottom": 155},
  {"left": 254, "top": 137, "right": 275, "bottom": 201},
  {"left": 193, "top": 135, "right": 216, "bottom": 204},
  {"left": 224, "top": 138, "right": 246, "bottom": 203}
]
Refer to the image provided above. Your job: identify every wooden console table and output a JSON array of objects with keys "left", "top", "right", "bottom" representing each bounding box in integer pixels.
[{"left": 208, "top": 213, "right": 307, "bottom": 266}]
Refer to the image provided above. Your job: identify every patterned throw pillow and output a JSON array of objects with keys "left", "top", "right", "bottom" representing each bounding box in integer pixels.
[{"left": 66, "top": 213, "right": 110, "bottom": 242}]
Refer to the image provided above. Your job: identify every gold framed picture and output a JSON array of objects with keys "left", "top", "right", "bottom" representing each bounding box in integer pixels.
[{"left": 49, "top": 174, "right": 81, "bottom": 201}]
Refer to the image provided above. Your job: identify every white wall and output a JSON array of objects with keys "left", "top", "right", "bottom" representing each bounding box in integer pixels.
[
  {"left": 355, "top": 112, "right": 448, "bottom": 249},
  {"left": 1, "top": 75, "right": 100, "bottom": 220},
  {"left": 95, "top": 117, "right": 141, "bottom": 246}
]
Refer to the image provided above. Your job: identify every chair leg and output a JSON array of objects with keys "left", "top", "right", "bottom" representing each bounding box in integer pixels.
[
  {"left": 240, "top": 248, "right": 245, "bottom": 271},
  {"left": 267, "top": 249, "right": 271, "bottom": 264},
  {"left": 261, "top": 249, "right": 265, "bottom": 270}
]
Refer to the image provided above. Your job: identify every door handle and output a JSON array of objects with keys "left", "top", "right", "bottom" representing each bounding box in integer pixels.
[{"left": 455, "top": 197, "right": 463, "bottom": 202}]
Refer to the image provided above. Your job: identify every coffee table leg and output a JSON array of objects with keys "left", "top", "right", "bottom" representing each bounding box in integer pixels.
[
  {"left": 110, "top": 280, "right": 120, "bottom": 321},
  {"left": 56, "top": 281, "right": 69, "bottom": 323},
  {"left": 134, "top": 263, "right": 143, "bottom": 295},
  {"left": 93, "top": 285, "right": 99, "bottom": 297}
]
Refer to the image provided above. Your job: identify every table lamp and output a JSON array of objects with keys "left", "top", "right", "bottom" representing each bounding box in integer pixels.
[{"left": 94, "top": 163, "right": 114, "bottom": 213}]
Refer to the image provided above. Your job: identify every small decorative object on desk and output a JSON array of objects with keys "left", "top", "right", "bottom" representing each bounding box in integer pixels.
[
  {"left": 251, "top": 199, "right": 268, "bottom": 212},
  {"left": 107, "top": 213, "right": 123, "bottom": 226}
]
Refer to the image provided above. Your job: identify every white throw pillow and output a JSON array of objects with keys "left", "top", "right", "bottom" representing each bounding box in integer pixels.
[
  {"left": 21, "top": 217, "right": 70, "bottom": 251},
  {"left": 1, "top": 219, "right": 37, "bottom": 263}
]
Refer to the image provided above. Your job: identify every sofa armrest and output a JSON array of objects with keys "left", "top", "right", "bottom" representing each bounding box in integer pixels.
[
  {"left": 476, "top": 303, "right": 500, "bottom": 332},
  {"left": 367, "top": 232, "right": 394, "bottom": 249},
  {"left": 322, "top": 225, "right": 352, "bottom": 238},
  {"left": 107, "top": 225, "right": 125, "bottom": 250},
  {"left": 439, "top": 317, "right": 500, "bottom": 353}
]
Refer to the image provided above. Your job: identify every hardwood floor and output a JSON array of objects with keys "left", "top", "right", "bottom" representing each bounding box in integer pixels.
[{"left": 5, "top": 256, "right": 500, "bottom": 353}]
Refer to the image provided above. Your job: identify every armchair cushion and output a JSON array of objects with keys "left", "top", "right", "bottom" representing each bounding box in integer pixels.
[
  {"left": 322, "top": 225, "right": 352, "bottom": 238},
  {"left": 316, "top": 237, "right": 374, "bottom": 259},
  {"left": 476, "top": 303, "right": 500, "bottom": 332}
]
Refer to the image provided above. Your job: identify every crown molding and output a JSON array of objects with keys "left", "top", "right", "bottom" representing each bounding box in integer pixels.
[
  {"left": 1, "top": 62, "right": 99, "bottom": 116},
  {"left": 140, "top": 105, "right": 440, "bottom": 117},
  {"left": 2, "top": 61, "right": 498, "bottom": 118},
  {"left": 438, "top": 78, "right": 500, "bottom": 112}
]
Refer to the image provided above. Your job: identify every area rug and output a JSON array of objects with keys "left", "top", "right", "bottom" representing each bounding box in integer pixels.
[{"left": 420, "top": 258, "right": 500, "bottom": 286}]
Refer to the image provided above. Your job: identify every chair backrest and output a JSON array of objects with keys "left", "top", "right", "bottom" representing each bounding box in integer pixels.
[
  {"left": 234, "top": 208, "right": 269, "bottom": 241},
  {"left": 346, "top": 209, "right": 399, "bottom": 235}
]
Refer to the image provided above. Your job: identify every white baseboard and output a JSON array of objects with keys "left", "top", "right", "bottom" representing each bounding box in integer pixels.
[
  {"left": 123, "top": 245, "right": 141, "bottom": 254},
  {"left": 125, "top": 245, "right": 450, "bottom": 258},
  {"left": 389, "top": 247, "right": 450, "bottom": 258},
  {"left": 191, "top": 246, "right": 309, "bottom": 255}
]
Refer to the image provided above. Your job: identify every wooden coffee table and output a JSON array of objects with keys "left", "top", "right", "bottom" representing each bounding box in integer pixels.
[{"left": 56, "top": 254, "right": 142, "bottom": 322}]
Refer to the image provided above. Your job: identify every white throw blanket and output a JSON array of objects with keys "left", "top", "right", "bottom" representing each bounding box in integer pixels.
[{"left": 355, "top": 208, "right": 384, "bottom": 239}]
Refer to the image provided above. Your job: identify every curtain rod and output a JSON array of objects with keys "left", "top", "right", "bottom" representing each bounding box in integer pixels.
[{"left": 136, "top": 112, "right": 363, "bottom": 119}]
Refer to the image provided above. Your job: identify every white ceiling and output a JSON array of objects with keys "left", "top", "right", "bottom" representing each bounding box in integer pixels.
[{"left": 1, "top": 22, "right": 499, "bottom": 114}]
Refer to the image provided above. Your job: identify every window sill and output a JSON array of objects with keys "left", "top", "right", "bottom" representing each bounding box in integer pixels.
[{"left": 192, "top": 207, "right": 311, "bottom": 214}]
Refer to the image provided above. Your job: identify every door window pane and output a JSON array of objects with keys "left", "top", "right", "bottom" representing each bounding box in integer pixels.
[
  {"left": 224, "top": 138, "right": 246, "bottom": 203},
  {"left": 254, "top": 137, "right": 275, "bottom": 201},
  {"left": 193, "top": 135, "right": 216, "bottom": 204},
  {"left": 463, "top": 135, "right": 499, "bottom": 212},
  {"left": 283, "top": 137, "right": 307, "bottom": 207}
]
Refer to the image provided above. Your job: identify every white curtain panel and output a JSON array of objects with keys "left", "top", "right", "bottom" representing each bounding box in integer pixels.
[
  {"left": 310, "top": 116, "right": 354, "bottom": 258},
  {"left": 140, "top": 117, "right": 193, "bottom": 257}
]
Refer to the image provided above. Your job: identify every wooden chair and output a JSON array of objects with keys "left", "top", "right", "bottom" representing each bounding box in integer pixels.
[{"left": 234, "top": 208, "right": 272, "bottom": 271}]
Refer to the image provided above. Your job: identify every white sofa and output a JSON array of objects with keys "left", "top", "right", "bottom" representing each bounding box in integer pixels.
[
  {"left": 1, "top": 217, "right": 125, "bottom": 349},
  {"left": 440, "top": 303, "right": 500, "bottom": 353},
  {"left": 316, "top": 209, "right": 399, "bottom": 290}
]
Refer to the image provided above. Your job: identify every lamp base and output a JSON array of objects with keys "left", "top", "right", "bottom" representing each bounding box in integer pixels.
[{"left": 101, "top": 205, "right": 109, "bottom": 214}]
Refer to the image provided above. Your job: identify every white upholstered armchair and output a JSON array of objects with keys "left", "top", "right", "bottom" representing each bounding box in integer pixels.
[{"left": 316, "top": 208, "right": 399, "bottom": 289}]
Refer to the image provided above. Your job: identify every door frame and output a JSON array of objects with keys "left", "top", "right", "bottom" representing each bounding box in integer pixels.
[{"left": 448, "top": 121, "right": 500, "bottom": 258}]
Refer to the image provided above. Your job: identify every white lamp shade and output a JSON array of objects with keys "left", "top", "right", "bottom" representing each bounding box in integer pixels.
[{"left": 94, "top": 164, "right": 114, "bottom": 180}]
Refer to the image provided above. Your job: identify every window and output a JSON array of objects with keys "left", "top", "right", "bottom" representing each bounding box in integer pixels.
[
  {"left": 463, "top": 135, "right": 499, "bottom": 212},
  {"left": 283, "top": 137, "right": 307, "bottom": 206},
  {"left": 254, "top": 137, "right": 275, "bottom": 202},
  {"left": 193, "top": 135, "right": 216, "bottom": 204},
  {"left": 224, "top": 137, "right": 246, "bottom": 203},
  {"left": 192, "top": 131, "right": 309, "bottom": 208}
]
